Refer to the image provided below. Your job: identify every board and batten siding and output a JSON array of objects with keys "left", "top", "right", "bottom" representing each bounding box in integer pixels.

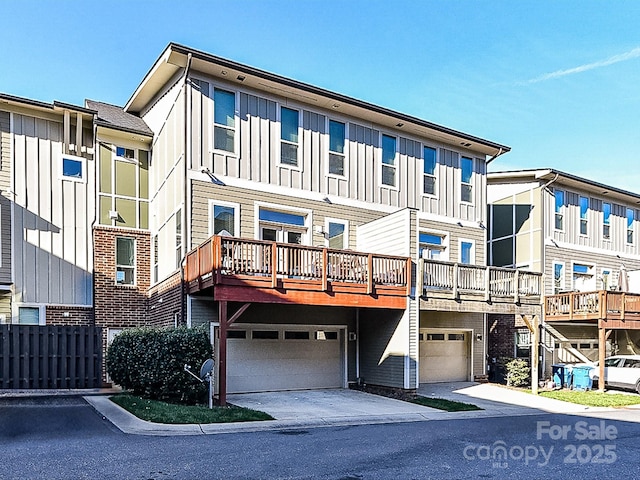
[
  {"left": 12, "top": 113, "right": 94, "bottom": 306},
  {"left": 0, "top": 111, "right": 12, "bottom": 284},
  {"left": 187, "top": 74, "right": 488, "bottom": 224},
  {"left": 190, "top": 181, "right": 387, "bottom": 250}
]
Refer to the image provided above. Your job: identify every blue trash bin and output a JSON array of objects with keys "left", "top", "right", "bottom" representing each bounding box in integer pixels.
[
  {"left": 572, "top": 366, "right": 594, "bottom": 390},
  {"left": 552, "top": 364, "right": 573, "bottom": 388}
]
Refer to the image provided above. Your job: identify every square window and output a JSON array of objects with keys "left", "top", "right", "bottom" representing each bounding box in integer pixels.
[
  {"left": 18, "top": 307, "right": 40, "bottom": 325},
  {"left": 61, "top": 155, "right": 85, "bottom": 182}
]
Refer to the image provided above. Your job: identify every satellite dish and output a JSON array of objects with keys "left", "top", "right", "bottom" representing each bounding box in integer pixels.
[{"left": 200, "top": 358, "right": 214, "bottom": 380}]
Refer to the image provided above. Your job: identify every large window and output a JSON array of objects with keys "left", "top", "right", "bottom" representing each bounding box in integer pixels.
[
  {"left": 209, "top": 201, "right": 239, "bottom": 237},
  {"left": 627, "top": 208, "right": 635, "bottom": 244},
  {"left": 116, "top": 237, "right": 135, "bottom": 285},
  {"left": 381, "top": 134, "right": 397, "bottom": 187},
  {"left": 280, "top": 107, "right": 299, "bottom": 166},
  {"left": 579, "top": 196, "right": 589, "bottom": 235},
  {"left": 460, "top": 157, "right": 473, "bottom": 202},
  {"left": 603, "top": 202, "right": 611, "bottom": 239},
  {"left": 423, "top": 146, "right": 437, "bottom": 196},
  {"left": 554, "top": 189, "right": 565, "bottom": 231},
  {"left": 328, "top": 120, "right": 346, "bottom": 176},
  {"left": 213, "top": 88, "right": 235, "bottom": 153},
  {"left": 460, "top": 240, "right": 474, "bottom": 265},
  {"left": 553, "top": 262, "right": 565, "bottom": 294},
  {"left": 419, "top": 232, "right": 446, "bottom": 260}
]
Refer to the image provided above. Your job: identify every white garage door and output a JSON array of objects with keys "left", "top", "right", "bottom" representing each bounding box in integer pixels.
[
  {"left": 226, "top": 326, "right": 343, "bottom": 393},
  {"left": 419, "top": 330, "right": 469, "bottom": 383}
]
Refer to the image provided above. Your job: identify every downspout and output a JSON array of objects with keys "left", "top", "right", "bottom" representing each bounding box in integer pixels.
[
  {"left": 90, "top": 114, "right": 98, "bottom": 326},
  {"left": 180, "top": 53, "right": 193, "bottom": 327}
]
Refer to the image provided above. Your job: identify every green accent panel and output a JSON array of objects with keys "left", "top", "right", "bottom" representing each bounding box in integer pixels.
[
  {"left": 115, "top": 159, "right": 136, "bottom": 197},
  {"left": 139, "top": 150, "right": 149, "bottom": 199},
  {"left": 99, "top": 145, "right": 112, "bottom": 193},
  {"left": 140, "top": 201, "right": 148, "bottom": 229},
  {"left": 115, "top": 198, "right": 136, "bottom": 228},
  {"left": 99, "top": 195, "right": 112, "bottom": 225}
]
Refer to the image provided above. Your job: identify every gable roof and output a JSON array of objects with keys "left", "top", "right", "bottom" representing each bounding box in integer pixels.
[
  {"left": 125, "top": 43, "right": 510, "bottom": 158},
  {"left": 86, "top": 99, "right": 152, "bottom": 137}
]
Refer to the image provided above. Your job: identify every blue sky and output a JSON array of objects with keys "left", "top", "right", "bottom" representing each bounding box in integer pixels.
[{"left": 3, "top": 1, "right": 640, "bottom": 191}]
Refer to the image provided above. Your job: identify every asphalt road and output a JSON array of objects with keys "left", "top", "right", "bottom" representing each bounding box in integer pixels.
[{"left": 1, "top": 396, "right": 639, "bottom": 479}]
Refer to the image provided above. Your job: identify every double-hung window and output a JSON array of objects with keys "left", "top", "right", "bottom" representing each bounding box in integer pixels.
[
  {"left": 116, "top": 237, "right": 135, "bottom": 285},
  {"left": 627, "top": 208, "right": 635, "bottom": 244},
  {"left": 579, "top": 196, "right": 589, "bottom": 235},
  {"left": 460, "top": 157, "right": 473, "bottom": 202},
  {"left": 555, "top": 189, "right": 565, "bottom": 231},
  {"left": 328, "top": 120, "right": 346, "bottom": 176},
  {"left": 280, "top": 107, "right": 299, "bottom": 166},
  {"left": 381, "top": 134, "right": 397, "bottom": 187},
  {"left": 423, "top": 146, "right": 437, "bottom": 195},
  {"left": 213, "top": 88, "right": 235, "bottom": 153},
  {"left": 603, "top": 202, "right": 611, "bottom": 239}
]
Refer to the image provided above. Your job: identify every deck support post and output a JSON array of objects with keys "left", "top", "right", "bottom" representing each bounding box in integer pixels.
[
  {"left": 531, "top": 315, "right": 540, "bottom": 395},
  {"left": 598, "top": 320, "right": 606, "bottom": 393},
  {"left": 218, "top": 301, "right": 228, "bottom": 406}
]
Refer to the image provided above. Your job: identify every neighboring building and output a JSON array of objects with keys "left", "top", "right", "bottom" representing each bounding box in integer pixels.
[
  {"left": 487, "top": 168, "right": 640, "bottom": 376},
  {"left": 0, "top": 44, "right": 542, "bottom": 395}
]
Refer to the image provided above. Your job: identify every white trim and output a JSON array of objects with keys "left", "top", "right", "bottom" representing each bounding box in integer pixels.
[
  {"left": 552, "top": 261, "right": 565, "bottom": 293},
  {"left": 14, "top": 303, "right": 46, "bottom": 325},
  {"left": 210, "top": 86, "right": 240, "bottom": 157},
  {"left": 418, "top": 228, "right": 449, "bottom": 261},
  {"left": 59, "top": 153, "right": 87, "bottom": 184},
  {"left": 416, "top": 210, "right": 485, "bottom": 229},
  {"left": 419, "top": 327, "right": 474, "bottom": 382},
  {"left": 254, "top": 201, "right": 313, "bottom": 245},
  {"left": 326, "top": 118, "right": 349, "bottom": 180},
  {"left": 459, "top": 155, "right": 474, "bottom": 205},
  {"left": 379, "top": 132, "right": 399, "bottom": 190},
  {"left": 324, "top": 217, "right": 349, "bottom": 249},
  {"left": 10, "top": 112, "right": 15, "bottom": 286},
  {"left": 546, "top": 237, "right": 640, "bottom": 262},
  {"left": 421, "top": 144, "right": 438, "bottom": 199},
  {"left": 208, "top": 199, "right": 241, "bottom": 237},
  {"left": 115, "top": 236, "right": 137, "bottom": 286},
  {"left": 458, "top": 238, "right": 476, "bottom": 264},
  {"left": 277, "top": 105, "right": 302, "bottom": 171}
]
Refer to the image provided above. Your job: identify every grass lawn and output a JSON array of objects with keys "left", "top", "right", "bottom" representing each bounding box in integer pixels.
[
  {"left": 539, "top": 390, "right": 640, "bottom": 407},
  {"left": 111, "top": 394, "right": 274, "bottom": 424},
  {"left": 411, "top": 396, "right": 482, "bottom": 412}
]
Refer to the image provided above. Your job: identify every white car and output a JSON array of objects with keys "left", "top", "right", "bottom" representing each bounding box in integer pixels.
[{"left": 590, "top": 355, "right": 640, "bottom": 394}]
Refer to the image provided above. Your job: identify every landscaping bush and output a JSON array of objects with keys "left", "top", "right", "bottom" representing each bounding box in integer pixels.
[
  {"left": 106, "top": 325, "right": 213, "bottom": 404},
  {"left": 505, "top": 358, "right": 531, "bottom": 387}
]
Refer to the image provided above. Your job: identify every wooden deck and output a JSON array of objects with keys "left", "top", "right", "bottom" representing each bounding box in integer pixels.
[
  {"left": 545, "top": 291, "right": 640, "bottom": 328},
  {"left": 184, "top": 236, "right": 411, "bottom": 309}
]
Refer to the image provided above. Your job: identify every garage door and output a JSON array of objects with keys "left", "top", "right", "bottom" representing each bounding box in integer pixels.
[
  {"left": 419, "top": 330, "right": 469, "bottom": 383},
  {"left": 226, "top": 326, "right": 344, "bottom": 393}
]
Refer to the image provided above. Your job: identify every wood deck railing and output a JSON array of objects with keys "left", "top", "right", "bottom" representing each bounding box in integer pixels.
[
  {"left": 184, "top": 236, "right": 411, "bottom": 298},
  {"left": 545, "top": 290, "right": 640, "bottom": 321},
  {"left": 421, "top": 260, "right": 542, "bottom": 302}
]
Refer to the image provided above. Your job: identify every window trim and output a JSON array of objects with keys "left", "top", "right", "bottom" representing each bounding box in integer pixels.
[
  {"left": 60, "top": 153, "right": 87, "bottom": 183},
  {"left": 208, "top": 200, "right": 241, "bottom": 237},
  {"left": 579, "top": 196, "right": 589, "bottom": 236},
  {"left": 422, "top": 145, "right": 438, "bottom": 198},
  {"left": 459, "top": 156, "right": 474, "bottom": 204},
  {"left": 603, "top": 202, "right": 611, "bottom": 240},
  {"left": 324, "top": 218, "right": 349, "bottom": 250},
  {"left": 554, "top": 189, "right": 565, "bottom": 231},
  {"left": 254, "top": 202, "right": 313, "bottom": 245},
  {"left": 418, "top": 230, "right": 449, "bottom": 261},
  {"left": 278, "top": 105, "right": 302, "bottom": 170},
  {"left": 211, "top": 87, "right": 238, "bottom": 155},
  {"left": 553, "top": 261, "right": 565, "bottom": 294},
  {"left": 379, "top": 133, "right": 398, "bottom": 189},
  {"left": 327, "top": 119, "right": 348, "bottom": 179},
  {"left": 15, "top": 304, "right": 46, "bottom": 325},
  {"left": 627, "top": 208, "right": 635, "bottom": 245},
  {"left": 115, "top": 236, "right": 136, "bottom": 286},
  {"left": 459, "top": 239, "right": 475, "bottom": 265},
  {"left": 572, "top": 261, "right": 595, "bottom": 291}
]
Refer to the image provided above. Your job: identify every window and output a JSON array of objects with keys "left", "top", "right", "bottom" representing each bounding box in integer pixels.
[
  {"left": 259, "top": 207, "right": 307, "bottom": 244},
  {"left": 460, "top": 157, "right": 473, "bottom": 202},
  {"left": 61, "top": 154, "right": 85, "bottom": 182},
  {"left": 603, "top": 202, "right": 611, "bottom": 239},
  {"left": 115, "top": 146, "right": 135, "bottom": 160},
  {"left": 553, "top": 262, "right": 565, "bottom": 294},
  {"left": 280, "top": 107, "right": 299, "bottom": 166},
  {"left": 18, "top": 306, "right": 41, "bottom": 325},
  {"left": 555, "top": 189, "right": 565, "bottom": 231},
  {"left": 252, "top": 330, "right": 279, "bottom": 340},
  {"left": 116, "top": 237, "right": 135, "bottom": 285},
  {"left": 327, "top": 220, "right": 347, "bottom": 249},
  {"left": 175, "top": 209, "right": 182, "bottom": 270},
  {"left": 426, "top": 333, "right": 445, "bottom": 341},
  {"left": 284, "top": 331, "right": 310, "bottom": 340},
  {"left": 627, "top": 208, "right": 635, "bottom": 244},
  {"left": 419, "top": 232, "right": 446, "bottom": 260},
  {"left": 423, "top": 146, "right": 437, "bottom": 195},
  {"left": 227, "top": 330, "right": 247, "bottom": 339},
  {"left": 573, "top": 263, "right": 595, "bottom": 291},
  {"left": 328, "top": 120, "right": 346, "bottom": 176},
  {"left": 448, "top": 333, "right": 465, "bottom": 341},
  {"left": 381, "top": 134, "right": 396, "bottom": 187},
  {"left": 601, "top": 268, "right": 613, "bottom": 290},
  {"left": 315, "top": 331, "right": 338, "bottom": 340},
  {"left": 213, "top": 89, "right": 235, "bottom": 153},
  {"left": 579, "top": 196, "right": 589, "bottom": 235},
  {"left": 209, "top": 201, "right": 239, "bottom": 237},
  {"left": 515, "top": 330, "right": 531, "bottom": 358},
  {"left": 460, "top": 240, "right": 474, "bottom": 265},
  {"left": 153, "top": 235, "right": 158, "bottom": 284}
]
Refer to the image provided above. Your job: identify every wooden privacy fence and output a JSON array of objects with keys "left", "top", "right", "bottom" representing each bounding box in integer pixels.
[{"left": 0, "top": 325, "right": 102, "bottom": 389}]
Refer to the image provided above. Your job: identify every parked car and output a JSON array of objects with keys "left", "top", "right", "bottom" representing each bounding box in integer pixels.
[{"left": 589, "top": 355, "right": 640, "bottom": 394}]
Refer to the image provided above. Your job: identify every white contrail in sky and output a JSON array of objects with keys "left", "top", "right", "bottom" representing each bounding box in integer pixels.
[{"left": 524, "top": 46, "right": 640, "bottom": 84}]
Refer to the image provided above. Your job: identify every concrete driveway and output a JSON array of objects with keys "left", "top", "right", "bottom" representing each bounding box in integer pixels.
[{"left": 227, "top": 388, "right": 439, "bottom": 424}]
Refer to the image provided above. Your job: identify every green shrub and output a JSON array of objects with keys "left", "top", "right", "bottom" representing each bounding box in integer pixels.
[
  {"left": 106, "top": 325, "right": 213, "bottom": 404},
  {"left": 505, "top": 358, "right": 531, "bottom": 388}
]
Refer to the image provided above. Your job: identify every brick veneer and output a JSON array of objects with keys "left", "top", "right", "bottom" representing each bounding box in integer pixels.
[
  {"left": 487, "top": 313, "right": 524, "bottom": 361},
  {"left": 148, "top": 271, "right": 185, "bottom": 328},
  {"left": 45, "top": 305, "right": 94, "bottom": 325}
]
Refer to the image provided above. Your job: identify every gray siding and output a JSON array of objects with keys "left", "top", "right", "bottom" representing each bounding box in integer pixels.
[{"left": 359, "top": 309, "right": 406, "bottom": 388}]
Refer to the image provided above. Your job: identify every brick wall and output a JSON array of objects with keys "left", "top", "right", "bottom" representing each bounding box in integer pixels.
[
  {"left": 46, "top": 306, "right": 94, "bottom": 325},
  {"left": 148, "top": 271, "right": 184, "bottom": 328}
]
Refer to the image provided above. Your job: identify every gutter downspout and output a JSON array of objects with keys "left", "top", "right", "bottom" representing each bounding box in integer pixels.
[{"left": 180, "top": 53, "right": 193, "bottom": 327}]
